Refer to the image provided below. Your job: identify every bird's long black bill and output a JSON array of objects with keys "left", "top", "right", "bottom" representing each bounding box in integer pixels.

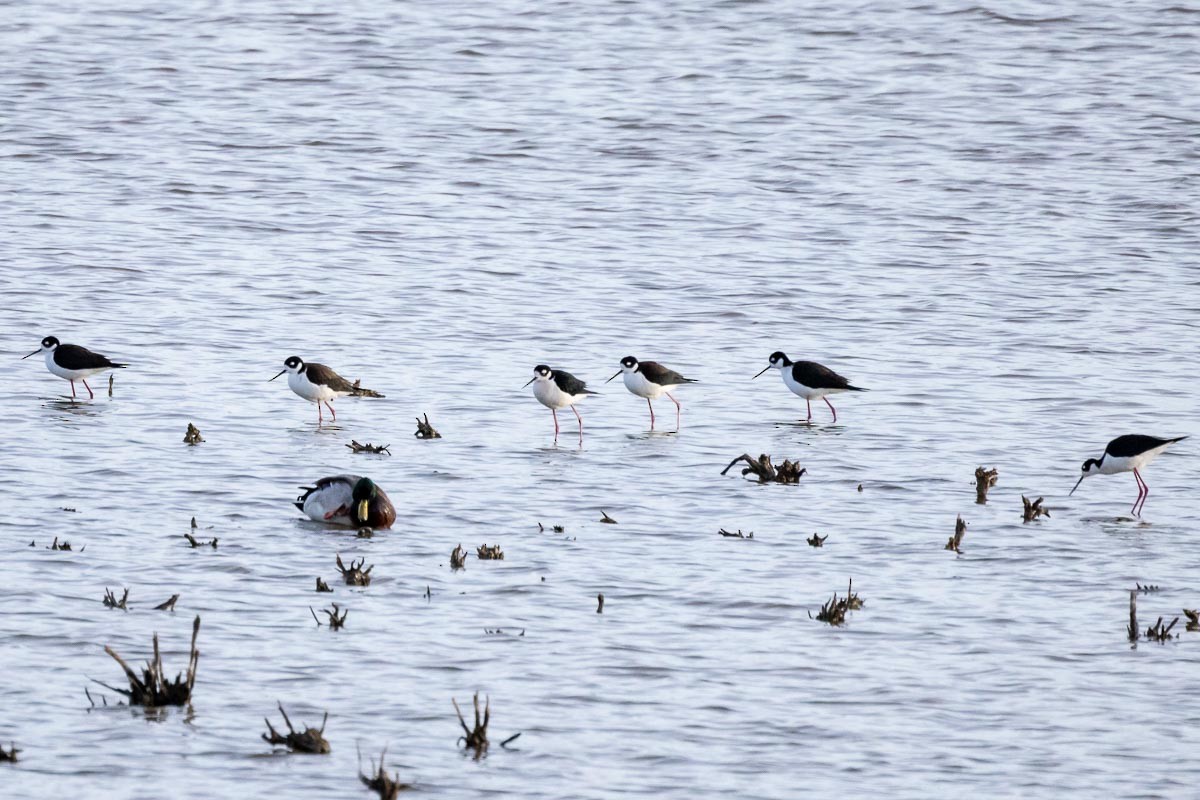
[
  {"left": 1069, "top": 474, "right": 1085, "bottom": 496},
  {"left": 21, "top": 349, "right": 39, "bottom": 359},
  {"left": 522, "top": 378, "right": 535, "bottom": 388},
  {"left": 752, "top": 365, "right": 771, "bottom": 379},
  {"left": 605, "top": 370, "right": 622, "bottom": 384},
  {"left": 269, "top": 369, "right": 286, "bottom": 382}
]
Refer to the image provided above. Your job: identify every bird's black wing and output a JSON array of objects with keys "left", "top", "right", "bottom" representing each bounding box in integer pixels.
[
  {"left": 1106, "top": 434, "right": 1187, "bottom": 457},
  {"left": 639, "top": 361, "right": 696, "bottom": 386},
  {"left": 304, "top": 363, "right": 357, "bottom": 393},
  {"left": 792, "top": 360, "right": 864, "bottom": 391},
  {"left": 56, "top": 344, "right": 125, "bottom": 370},
  {"left": 553, "top": 370, "right": 596, "bottom": 395}
]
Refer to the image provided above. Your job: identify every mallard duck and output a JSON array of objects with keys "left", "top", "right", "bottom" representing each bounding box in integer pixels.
[{"left": 294, "top": 475, "right": 395, "bottom": 529}]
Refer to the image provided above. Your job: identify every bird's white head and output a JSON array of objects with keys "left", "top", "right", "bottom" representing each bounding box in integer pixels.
[
  {"left": 523, "top": 364, "right": 553, "bottom": 388},
  {"left": 753, "top": 350, "right": 789, "bottom": 379},
  {"left": 270, "top": 356, "right": 305, "bottom": 382},
  {"left": 607, "top": 356, "right": 639, "bottom": 383},
  {"left": 22, "top": 336, "right": 59, "bottom": 359}
]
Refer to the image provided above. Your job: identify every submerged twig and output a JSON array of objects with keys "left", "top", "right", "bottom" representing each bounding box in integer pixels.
[
  {"left": 262, "top": 702, "right": 330, "bottom": 754},
  {"left": 316, "top": 578, "right": 333, "bottom": 593},
  {"left": 721, "top": 453, "right": 806, "bottom": 484},
  {"left": 1021, "top": 495, "right": 1050, "bottom": 522},
  {"left": 1145, "top": 616, "right": 1179, "bottom": 643},
  {"left": 812, "top": 579, "right": 863, "bottom": 626},
  {"left": 717, "top": 528, "right": 753, "bottom": 539},
  {"left": 336, "top": 554, "right": 373, "bottom": 586},
  {"left": 1184, "top": 608, "right": 1199, "bottom": 632},
  {"left": 310, "top": 604, "right": 348, "bottom": 630},
  {"left": 974, "top": 467, "right": 998, "bottom": 504},
  {"left": 103, "top": 587, "right": 129, "bottom": 611},
  {"left": 597, "top": 593, "right": 604, "bottom": 614},
  {"left": 453, "top": 692, "right": 490, "bottom": 757},
  {"left": 0, "top": 742, "right": 19, "bottom": 762},
  {"left": 154, "top": 594, "right": 180, "bottom": 611},
  {"left": 1128, "top": 591, "right": 1139, "bottom": 643},
  {"left": 945, "top": 515, "right": 967, "bottom": 554},
  {"left": 350, "top": 379, "right": 385, "bottom": 398},
  {"left": 477, "top": 544, "right": 504, "bottom": 560},
  {"left": 599, "top": 510, "right": 618, "bottom": 524},
  {"left": 346, "top": 440, "right": 391, "bottom": 455},
  {"left": 450, "top": 544, "right": 467, "bottom": 570},
  {"left": 184, "top": 533, "right": 218, "bottom": 549},
  {"left": 183, "top": 423, "right": 204, "bottom": 445},
  {"left": 99, "top": 615, "right": 200, "bottom": 706},
  {"left": 807, "top": 533, "right": 828, "bottom": 547},
  {"left": 414, "top": 413, "right": 441, "bottom": 439},
  {"left": 358, "top": 745, "right": 411, "bottom": 798},
  {"left": 47, "top": 537, "right": 77, "bottom": 551}
]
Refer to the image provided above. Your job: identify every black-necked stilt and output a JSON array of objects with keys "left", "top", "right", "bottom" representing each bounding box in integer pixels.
[
  {"left": 22, "top": 336, "right": 127, "bottom": 400},
  {"left": 1070, "top": 434, "right": 1187, "bottom": 517},
  {"left": 606, "top": 355, "right": 697, "bottom": 430},
  {"left": 295, "top": 475, "right": 396, "bottom": 529},
  {"left": 270, "top": 356, "right": 382, "bottom": 423},
  {"left": 753, "top": 351, "right": 865, "bottom": 423},
  {"left": 524, "top": 364, "right": 596, "bottom": 442}
]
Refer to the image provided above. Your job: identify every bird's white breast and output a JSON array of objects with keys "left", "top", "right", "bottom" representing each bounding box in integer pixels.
[
  {"left": 45, "top": 351, "right": 104, "bottom": 381},
  {"left": 623, "top": 370, "right": 667, "bottom": 399},
  {"left": 300, "top": 482, "right": 353, "bottom": 525},
  {"left": 289, "top": 370, "right": 338, "bottom": 403},
  {"left": 533, "top": 379, "right": 579, "bottom": 409}
]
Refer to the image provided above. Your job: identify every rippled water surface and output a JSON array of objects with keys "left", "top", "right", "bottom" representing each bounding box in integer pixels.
[{"left": 2, "top": 1, "right": 1199, "bottom": 797}]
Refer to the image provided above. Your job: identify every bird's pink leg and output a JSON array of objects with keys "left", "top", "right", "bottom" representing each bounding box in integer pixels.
[
  {"left": 69, "top": 380, "right": 77, "bottom": 400},
  {"left": 824, "top": 396, "right": 837, "bottom": 423},
  {"left": 1133, "top": 469, "right": 1148, "bottom": 516},
  {"left": 82, "top": 378, "right": 94, "bottom": 399},
  {"left": 667, "top": 392, "right": 681, "bottom": 429},
  {"left": 325, "top": 400, "right": 336, "bottom": 421},
  {"left": 805, "top": 399, "right": 812, "bottom": 423},
  {"left": 572, "top": 405, "right": 583, "bottom": 441},
  {"left": 647, "top": 399, "right": 655, "bottom": 429},
  {"left": 317, "top": 401, "right": 323, "bottom": 424},
  {"left": 552, "top": 409, "right": 559, "bottom": 440}
]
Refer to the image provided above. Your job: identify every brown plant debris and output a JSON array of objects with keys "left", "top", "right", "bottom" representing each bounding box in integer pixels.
[
  {"left": 154, "top": 594, "right": 180, "bottom": 611},
  {"left": 346, "top": 440, "right": 391, "bottom": 455},
  {"left": 600, "top": 510, "right": 618, "bottom": 524},
  {"left": 262, "top": 702, "right": 330, "bottom": 754},
  {"left": 108, "top": 373, "right": 114, "bottom": 397},
  {"left": 103, "top": 587, "right": 129, "bottom": 610},
  {"left": 1145, "top": 616, "right": 1180, "bottom": 643},
  {"left": 351, "top": 379, "right": 385, "bottom": 398},
  {"left": 183, "top": 423, "right": 204, "bottom": 445},
  {"left": 718, "top": 528, "right": 753, "bottom": 539},
  {"left": 597, "top": 593, "right": 604, "bottom": 614},
  {"left": 721, "top": 453, "right": 806, "bottom": 484},
  {"left": 857, "top": 484, "right": 863, "bottom": 492},
  {"left": 477, "top": 544, "right": 504, "bottom": 560},
  {"left": 1184, "top": 609, "right": 1199, "bottom": 632},
  {"left": 0, "top": 742, "right": 19, "bottom": 762},
  {"left": 47, "top": 537, "right": 76, "bottom": 551},
  {"left": 813, "top": 579, "right": 863, "bottom": 626},
  {"left": 357, "top": 527, "right": 374, "bottom": 538},
  {"left": 98, "top": 615, "right": 200, "bottom": 706},
  {"left": 184, "top": 533, "right": 218, "bottom": 548},
  {"left": 453, "top": 692, "right": 490, "bottom": 757},
  {"left": 1128, "top": 591, "right": 1138, "bottom": 643},
  {"left": 450, "top": 544, "right": 467, "bottom": 570},
  {"left": 807, "top": 533, "right": 828, "bottom": 547},
  {"left": 336, "top": 554, "right": 373, "bottom": 586},
  {"left": 414, "top": 413, "right": 441, "bottom": 439},
  {"left": 1136, "top": 583, "right": 1161, "bottom": 593},
  {"left": 359, "top": 746, "right": 411, "bottom": 798},
  {"left": 945, "top": 515, "right": 967, "bottom": 554},
  {"left": 975, "top": 467, "right": 999, "bottom": 504},
  {"left": 316, "top": 578, "right": 333, "bottom": 593},
  {"left": 536, "top": 523, "right": 566, "bottom": 533},
  {"left": 1021, "top": 495, "right": 1050, "bottom": 522},
  {"left": 311, "top": 604, "right": 348, "bottom": 630}
]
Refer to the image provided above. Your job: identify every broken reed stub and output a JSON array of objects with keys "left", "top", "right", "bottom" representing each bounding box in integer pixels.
[
  {"left": 359, "top": 746, "right": 411, "bottom": 799},
  {"left": 453, "top": 692, "right": 490, "bottom": 757},
  {"left": 262, "top": 702, "right": 330, "bottom": 754},
  {"left": 974, "top": 467, "right": 998, "bottom": 504},
  {"left": 1021, "top": 495, "right": 1050, "bottom": 522},
  {"left": 99, "top": 615, "right": 200, "bottom": 707},
  {"left": 945, "top": 515, "right": 967, "bottom": 553},
  {"left": 183, "top": 423, "right": 204, "bottom": 445},
  {"left": 414, "top": 412, "right": 442, "bottom": 439},
  {"left": 722, "top": 453, "right": 806, "bottom": 484}
]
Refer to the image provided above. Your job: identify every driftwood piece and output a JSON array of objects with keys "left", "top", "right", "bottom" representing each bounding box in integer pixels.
[
  {"left": 453, "top": 692, "right": 490, "bottom": 757},
  {"left": 184, "top": 533, "right": 218, "bottom": 548},
  {"left": 351, "top": 379, "right": 385, "bottom": 398},
  {"left": 1128, "top": 591, "right": 1138, "bottom": 642},
  {"left": 974, "top": 467, "right": 998, "bottom": 504},
  {"left": 1145, "top": 616, "right": 1179, "bottom": 643},
  {"left": 807, "top": 533, "right": 828, "bottom": 547},
  {"left": 1021, "top": 495, "right": 1050, "bottom": 522},
  {"left": 813, "top": 579, "right": 863, "bottom": 626},
  {"left": 99, "top": 615, "right": 200, "bottom": 706},
  {"left": 597, "top": 593, "right": 604, "bottom": 614},
  {"left": 47, "top": 537, "right": 77, "bottom": 551},
  {"left": 599, "top": 510, "right": 618, "bottom": 524},
  {"left": 262, "top": 702, "right": 330, "bottom": 754},
  {"left": 0, "top": 742, "right": 19, "bottom": 762},
  {"left": 450, "top": 544, "right": 467, "bottom": 570},
  {"left": 536, "top": 523, "right": 565, "bottom": 533},
  {"left": 717, "top": 528, "right": 753, "bottom": 539},
  {"left": 1184, "top": 609, "right": 1199, "bottom": 632},
  {"left": 346, "top": 440, "right": 391, "bottom": 455},
  {"left": 183, "top": 423, "right": 204, "bottom": 445},
  {"left": 356, "top": 527, "right": 374, "bottom": 538},
  {"left": 721, "top": 453, "right": 805, "bottom": 484},
  {"left": 477, "top": 544, "right": 504, "bottom": 560},
  {"left": 154, "top": 594, "right": 180, "bottom": 611},
  {"left": 311, "top": 604, "right": 348, "bottom": 630},
  {"left": 316, "top": 578, "right": 332, "bottom": 593},
  {"left": 108, "top": 373, "right": 114, "bottom": 397},
  {"left": 103, "top": 587, "right": 129, "bottom": 610},
  {"left": 414, "top": 413, "right": 441, "bottom": 439},
  {"left": 359, "top": 746, "right": 411, "bottom": 798},
  {"left": 945, "top": 515, "right": 967, "bottom": 553},
  {"left": 1136, "top": 583, "right": 1161, "bottom": 593},
  {"left": 336, "top": 555, "right": 373, "bottom": 586}
]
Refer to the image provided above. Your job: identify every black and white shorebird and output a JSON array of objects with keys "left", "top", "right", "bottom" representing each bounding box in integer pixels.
[
  {"left": 1070, "top": 434, "right": 1187, "bottom": 517},
  {"left": 269, "top": 356, "right": 383, "bottom": 424},
  {"left": 606, "top": 355, "right": 697, "bottom": 430},
  {"left": 524, "top": 364, "right": 596, "bottom": 443},
  {"left": 295, "top": 475, "right": 396, "bottom": 529},
  {"left": 753, "top": 351, "right": 865, "bottom": 423},
  {"left": 22, "top": 335, "right": 127, "bottom": 400}
]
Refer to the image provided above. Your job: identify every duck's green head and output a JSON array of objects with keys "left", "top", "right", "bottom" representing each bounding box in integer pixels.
[{"left": 352, "top": 478, "right": 378, "bottom": 522}]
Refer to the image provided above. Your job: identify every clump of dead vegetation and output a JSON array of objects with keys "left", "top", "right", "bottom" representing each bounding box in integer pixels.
[
  {"left": 346, "top": 440, "right": 391, "bottom": 455},
  {"left": 103, "top": 587, "right": 129, "bottom": 610},
  {"left": 812, "top": 580, "right": 863, "bottom": 626},
  {"left": 358, "top": 746, "right": 411, "bottom": 798},
  {"left": 807, "top": 533, "right": 828, "bottom": 547},
  {"left": 262, "top": 702, "right": 330, "bottom": 753},
  {"left": 183, "top": 423, "right": 204, "bottom": 445},
  {"left": 0, "top": 742, "right": 19, "bottom": 763},
  {"left": 477, "top": 544, "right": 504, "bottom": 560},
  {"left": 414, "top": 413, "right": 441, "bottom": 439},
  {"left": 974, "top": 466, "right": 998, "bottom": 503},
  {"left": 721, "top": 453, "right": 805, "bottom": 484},
  {"left": 945, "top": 515, "right": 967, "bottom": 554},
  {"left": 1021, "top": 495, "right": 1050, "bottom": 522},
  {"left": 718, "top": 528, "right": 753, "bottom": 539},
  {"left": 97, "top": 616, "right": 200, "bottom": 706},
  {"left": 453, "top": 692, "right": 490, "bottom": 757},
  {"left": 336, "top": 555, "right": 373, "bottom": 586},
  {"left": 311, "top": 604, "right": 348, "bottom": 630}
]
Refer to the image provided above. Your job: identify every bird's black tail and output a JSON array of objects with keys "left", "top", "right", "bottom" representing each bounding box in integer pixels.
[{"left": 847, "top": 385, "right": 867, "bottom": 392}]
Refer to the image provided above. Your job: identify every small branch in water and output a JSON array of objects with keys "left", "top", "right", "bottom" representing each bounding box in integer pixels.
[
  {"left": 336, "top": 554, "right": 373, "bottom": 586},
  {"left": 47, "top": 537, "right": 77, "bottom": 551},
  {"left": 1145, "top": 616, "right": 1179, "bottom": 643},
  {"left": 717, "top": 528, "right": 753, "bottom": 539},
  {"left": 807, "top": 533, "right": 828, "bottom": 547},
  {"left": 450, "top": 544, "right": 467, "bottom": 570},
  {"left": 1184, "top": 609, "right": 1199, "bottom": 632},
  {"left": 310, "top": 604, "right": 348, "bottom": 630},
  {"left": 0, "top": 742, "right": 19, "bottom": 763},
  {"left": 1136, "top": 583, "right": 1160, "bottom": 593},
  {"left": 477, "top": 544, "right": 504, "bottom": 560},
  {"left": 721, "top": 453, "right": 805, "bottom": 484},
  {"left": 350, "top": 379, "right": 385, "bottom": 398},
  {"left": 1128, "top": 591, "right": 1138, "bottom": 643},
  {"left": 597, "top": 593, "right": 604, "bottom": 614},
  {"left": 315, "top": 578, "right": 332, "bottom": 593},
  {"left": 103, "top": 587, "right": 129, "bottom": 611},
  {"left": 945, "top": 515, "right": 967, "bottom": 554},
  {"left": 183, "top": 423, "right": 204, "bottom": 445},
  {"left": 453, "top": 692, "right": 490, "bottom": 758},
  {"left": 108, "top": 373, "right": 114, "bottom": 397},
  {"left": 812, "top": 579, "right": 863, "bottom": 626},
  {"left": 975, "top": 467, "right": 998, "bottom": 504},
  {"left": 414, "top": 413, "right": 441, "bottom": 439},
  {"left": 184, "top": 533, "right": 218, "bottom": 548},
  {"left": 358, "top": 745, "right": 411, "bottom": 798},
  {"left": 1021, "top": 495, "right": 1050, "bottom": 522},
  {"left": 261, "top": 702, "right": 330, "bottom": 754},
  {"left": 154, "top": 594, "right": 179, "bottom": 611},
  {"left": 599, "top": 510, "right": 618, "bottom": 524},
  {"left": 346, "top": 440, "right": 391, "bottom": 455},
  {"left": 97, "top": 615, "right": 200, "bottom": 706}
]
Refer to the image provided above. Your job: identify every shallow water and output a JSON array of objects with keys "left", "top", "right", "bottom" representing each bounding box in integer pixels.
[{"left": 2, "top": 1, "right": 1199, "bottom": 797}]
